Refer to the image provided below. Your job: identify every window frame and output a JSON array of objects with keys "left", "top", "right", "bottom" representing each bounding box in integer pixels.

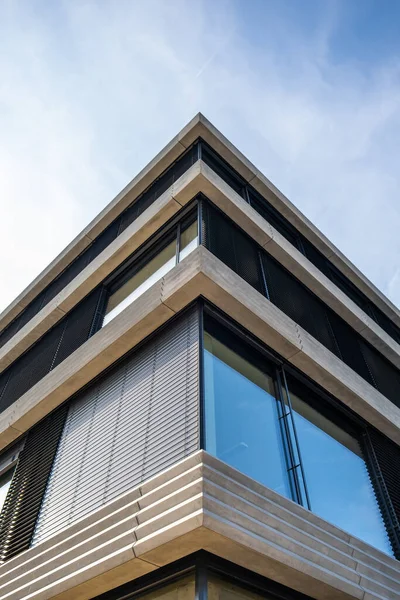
[
  {"left": 100, "top": 202, "right": 199, "bottom": 328},
  {"left": 200, "top": 301, "right": 397, "bottom": 557}
]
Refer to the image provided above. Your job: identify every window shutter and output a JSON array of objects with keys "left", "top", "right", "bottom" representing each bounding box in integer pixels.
[
  {"left": 261, "top": 253, "right": 340, "bottom": 357},
  {"left": 51, "top": 288, "right": 105, "bottom": 368},
  {"left": 202, "top": 202, "right": 263, "bottom": 294},
  {"left": 0, "top": 322, "right": 64, "bottom": 411},
  {"left": 362, "top": 428, "right": 400, "bottom": 559},
  {"left": 360, "top": 342, "right": 400, "bottom": 408},
  {"left": 0, "top": 406, "right": 68, "bottom": 561},
  {"left": 0, "top": 287, "right": 104, "bottom": 414},
  {"left": 33, "top": 309, "right": 199, "bottom": 545}
]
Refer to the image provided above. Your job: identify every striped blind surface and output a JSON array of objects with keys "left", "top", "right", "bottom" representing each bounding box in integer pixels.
[
  {"left": 0, "top": 406, "right": 68, "bottom": 561},
  {"left": 32, "top": 309, "right": 199, "bottom": 545},
  {"left": 0, "top": 288, "right": 104, "bottom": 414}
]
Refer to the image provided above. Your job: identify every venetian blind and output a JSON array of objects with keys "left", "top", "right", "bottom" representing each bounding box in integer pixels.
[{"left": 32, "top": 309, "right": 199, "bottom": 545}]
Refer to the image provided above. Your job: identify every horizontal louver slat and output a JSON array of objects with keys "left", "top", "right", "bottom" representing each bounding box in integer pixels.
[
  {"left": 0, "top": 406, "right": 68, "bottom": 561},
  {"left": 32, "top": 309, "right": 199, "bottom": 545},
  {"left": 364, "top": 428, "right": 400, "bottom": 559}
]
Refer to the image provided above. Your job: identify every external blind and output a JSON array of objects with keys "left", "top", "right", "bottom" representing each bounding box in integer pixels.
[
  {"left": 202, "top": 202, "right": 263, "bottom": 294},
  {"left": 261, "top": 253, "right": 340, "bottom": 358},
  {"left": 0, "top": 288, "right": 103, "bottom": 414},
  {"left": 363, "top": 428, "right": 400, "bottom": 559},
  {"left": 32, "top": 309, "right": 199, "bottom": 545},
  {"left": 0, "top": 406, "right": 68, "bottom": 561}
]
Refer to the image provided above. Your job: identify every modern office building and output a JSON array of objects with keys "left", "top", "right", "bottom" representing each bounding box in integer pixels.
[{"left": 0, "top": 114, "right": 399, "bottom": 600}]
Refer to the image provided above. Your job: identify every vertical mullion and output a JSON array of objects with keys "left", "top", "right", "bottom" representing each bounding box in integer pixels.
[
  {"left": 258, "top": 250, "right": 270, "bottom": 301},
  {"left": 195, "top": 561, "right": 208, "bottom": 600},
  {"left": 296, "top": 235, "right": 306, "bottom": 256},
  {"left": 176, "top": 224, "right": 181, "bottom": 265},
  {"left": 89, "top": 286, "right": 109, "bottom": 335},
  {"left": 49, "top": 318, "right": 69, "bottom": 371},
  {"left": 0, "top": 370, "right": 12, "bottom": 408},
  {"left": 275, "top": 368, "right": 302, "bottom": 505},
  {"left": 281, "top": 368, "right": 312, "bottom": 510}
]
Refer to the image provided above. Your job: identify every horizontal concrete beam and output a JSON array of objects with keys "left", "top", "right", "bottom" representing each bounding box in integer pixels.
[
  {"left": 2, "top": 160, "right": 399, "bottom": 380},
  {"left": 0, "top": 246, "right": 399, "bottom": 455},
  {"left": 0, "top": 452, "right": 398, "bottom": 600},
  {"left": 1, "top": 113, "right": 399, "bottom": 345}
]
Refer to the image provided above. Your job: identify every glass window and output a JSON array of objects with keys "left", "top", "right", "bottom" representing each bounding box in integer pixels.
[
  {"left": 103, "top": 215, "right": 198, "bottom": 327},
  {"left": 179, "top": 220, "right": 198, "bottom": 262},
  {"left": 0, "top": 468, "right": 14, "bottom": 513},
  {"left": 290, "top": 388, "right": 392, "bottom": 555},
  {"left": 103, "top": 238, "right": 177, "bottom": 326},
  {"left": 204, "top": 332, "right": 291, "bottom": 498}
]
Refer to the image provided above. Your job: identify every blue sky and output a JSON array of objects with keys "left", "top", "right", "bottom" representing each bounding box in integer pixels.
[{"left": 0, "top": 0, "right": 399, "bottom": 311}]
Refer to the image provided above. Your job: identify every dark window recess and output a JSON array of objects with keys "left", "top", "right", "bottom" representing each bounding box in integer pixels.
[
  {"left": 361, "top": 342, "right": 400, "bottom": 407},
  {"left": 0, "top": 144, "right": 198, "bottom": 351},
  {"left": 0, "top": 404, "right": 68, "bottom": 561},
  {"left": 52, "top": 290, "right": 106, "bottom": 368},
  {"left": 327, "top": 312, "right": 376, "bottom": 388},
  {"left": 0, "top": 323, "right": 63, "bottom": 409},
  {"left": 0, "top": 371, "right": 10, "bottom": 402},
  {"left": 301, "top": 240, "right": 332, "bottom": 279},
  {"left": 325, "top": 266, "right": 372, "bottom": 316},
  {"left": 118, "top": 147, "right": 198, "bottom": 235},
  {"left": 202, "top": 201, "right": 263, "bottom": 294},
  {"left": 201, "top": 144, "right": 246, "bottom": 197},
  {"left": 261, "top": 253, "right": 340, "bottom": 357},
  {"left": 0, "top": 288, "right": 103, "bottom": 413},
  {"left": 375, "top": 311, "right": 400, "bottom": 345},
  {"left": 363, "top": 428, "right": 400, "bottom": 558},
  {"left": 248, "top": 190, "right": 303, "bottom": 251},
  {"left": 201, "top": 198, "right": 400, "bottom": 410},
  {"left": 0, "top": 295, "right": 45, "bottom": 349}
]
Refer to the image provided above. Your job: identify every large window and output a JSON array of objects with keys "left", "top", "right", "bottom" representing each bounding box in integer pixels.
[
  {"left": 203, "top": 312, "right": 392, "bottom": 556},
  {"left": 204, "top": 332, "right": 290, "bottom": 499},
  {"left": 103, "top": 212, "right": 198, "bottom": 326},
  {"left": 288, "top": 381, "right": 391, "bottom": 555}
]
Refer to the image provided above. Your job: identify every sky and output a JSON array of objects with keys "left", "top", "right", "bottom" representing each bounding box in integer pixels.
[{"left": 1, "top": 0, "right": 400, "bottom": 312}]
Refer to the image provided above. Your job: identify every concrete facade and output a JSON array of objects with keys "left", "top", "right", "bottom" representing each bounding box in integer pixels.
[
  {"left": 0, "top": 115, "right": 399, "bottom": 600},
  {"left": 0, "top": 453, "right": 399, "bottom": 600}
]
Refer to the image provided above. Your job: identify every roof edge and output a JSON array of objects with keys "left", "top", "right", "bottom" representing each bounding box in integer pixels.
[{"left": 1, "top": 111, "right": 398, "bottom": 333}]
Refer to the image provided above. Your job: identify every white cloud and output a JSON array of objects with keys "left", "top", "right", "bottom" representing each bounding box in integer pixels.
[{"left": 0, "top": 0, "right": 399, "bottom": 313}]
